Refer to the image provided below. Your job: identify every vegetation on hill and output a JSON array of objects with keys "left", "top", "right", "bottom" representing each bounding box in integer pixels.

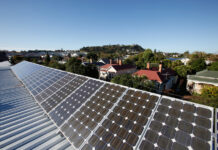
[
  {"left": 80, "top": 44, "right": 144, "bottom": 59},
  {"left": 124, "top": 49, "right": 165, "bottom": 69},
  {"left": 80, "top": 44, "right": 144, "bottom": 53}
]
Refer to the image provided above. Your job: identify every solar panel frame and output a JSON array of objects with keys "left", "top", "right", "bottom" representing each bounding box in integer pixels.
[
  {"left": 11, "top": 61, "right": 215, "bottom": 150},
  {"left": 40, "top": 76, "right": 88, "bottom": 114},
  {"left": 216, "top": 108, "right": 218, "bottom": 150},
  {"left": 35, "top": 74, "right": 77, "bottom": 103},
  {"left": 48, "top": 78, "right": 96, "bottom": 126},
  {"left": 137, "top": 95, "right": 214, "bottom": 150},
  {"left": 59, "top": 82, "right": 129, "bottom": 150},
  {"left": 81, "top": 87, "right": 161, "bottom": 150},
  {"left": 44, "top": 79, "right": 124, "bottom": 150}
]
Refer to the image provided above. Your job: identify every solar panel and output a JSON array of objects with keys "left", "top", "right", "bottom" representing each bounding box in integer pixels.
[
  {"left": 138, "top": 96, "right": 213, "bottom": 150},
  {"left": 82, "top": 88, "right": 160, "bottom": 150},
  {"left": 59, "top": 83, "right": 127, "bottom": 149},
  {"left": 40, "top": 76, "right": 87, "bottom": 113},
  {"left": 216, "top": 108, "right": 218, "bottom": 150},
  {"left": 11, "top": 61, "right": 41, "bottom": 79},
  {"left": 35, "top": 74, "right": 76, "bottom": 103},
  {"left": 11, "top": 61, "right": 215, "bottom": 150},
  {"left": 22, "top": 69, "right": 67, "bottom": 95},
  {"left": 49, "top": 79, "right": 104, "bottom": 127}
]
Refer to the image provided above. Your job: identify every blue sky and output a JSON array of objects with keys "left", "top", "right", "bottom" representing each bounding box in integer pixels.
[{"left": 0, "top": 0, "right": 218, "bottom": 53}]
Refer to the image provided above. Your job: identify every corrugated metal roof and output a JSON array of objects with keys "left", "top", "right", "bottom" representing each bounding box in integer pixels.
[{"left": 0, "top": 67, "right": 74, "bottom": 150}]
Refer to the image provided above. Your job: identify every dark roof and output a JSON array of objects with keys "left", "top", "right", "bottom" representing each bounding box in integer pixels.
[
  {"left": 188, "top": 70, "right": 218, "bottom": 84},
  {"left": 196, "top": 70, "right": 218, "bottom": 78},
  {"left": 101, "top": 64, "right": 136, "bottom": 71},
  {"left": 113, "top": 64, "right": 136, "bottom": 71},
  {"left": 83, "top": 62, "right": 105, "bottom": 67},
  {"left": 92, "top": 62, "right": 105, "bottom": 66},
  {"left": 99, "top": 58, "right": 110, "bottom": 64}
]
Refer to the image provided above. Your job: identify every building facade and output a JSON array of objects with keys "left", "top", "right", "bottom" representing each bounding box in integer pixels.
[
  {"left": 99, "top": 60, "right": 136, "bottom": 80},
  {"left": 187, "top": 70, "right": 218, "bottom": 94},
  {"left": 133, "top": 63, "right": 178, "bottom": 92}
]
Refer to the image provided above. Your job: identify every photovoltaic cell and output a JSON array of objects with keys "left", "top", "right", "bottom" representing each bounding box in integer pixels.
[
  {"left": 40, "top": 76, "right": 87, "bottom": 113},
  {"left": 35, "top": 74, "right": 76, "bottom": 103},
  {"left": 138, "top": 96, "right": 213, "bottom": 150},
  {"left": 11, "top": 61, "right": 215, "bottom": 150},
  {"left": 216, "top": 108, "right": 218, "bottom": 150},
  {"left": 59, "top": 84, "right": 127, "bottom": 149},
  {"left": 23, "top": 69, "right": 67, "bottom": 96},
  {"left": 11, "top": 61, "right": 42, "bottom": 79},
  {"left": 82, "top": 89, "right": 160, "bottom": 150},
  {"left": 49, "top": 79, "right": 103, "bottom": 127}
]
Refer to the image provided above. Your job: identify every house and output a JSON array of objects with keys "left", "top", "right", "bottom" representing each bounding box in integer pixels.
[
  {"left": 187, "top": 70, "right": 218, "bottom": 94},
  {"left": 133, "top": 63, "right": 177, "bottom": 92},
  {"left": 71, "top": 52, "right": 87, "bottom": 57},
  {"left": 99, "top": 59, "right": 136, "bottom": 80},
  {"left": 82, "top": 59, "right": 105, "bottom": 71},
  {"left": 98, "top": 58, "right": 110, "bottom": 64},
  {"left": 180, "top": 58, "right": 190, "bottom": 65},
  {"left": 167, "top": 57, "right": 190, "bottom": 65}
]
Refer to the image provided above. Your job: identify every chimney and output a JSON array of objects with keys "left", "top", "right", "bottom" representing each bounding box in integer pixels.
[
  {"left": 147, "top": 62, "right": 150, "bottom": 70},
  {"left": 119, "top": 60, "right": 122, "bottom": 66},
  {"left": 159, "top": 64, "right": 162, "bottom": 72},
  {"left": 117, "top": 58, "right": 119, "bottom": 64},
  {"left": 90, "top": 59, "right": 92, "bottom": 63},
  {"left": 110, "top": 59, "right": 112, "bottom": 64}
]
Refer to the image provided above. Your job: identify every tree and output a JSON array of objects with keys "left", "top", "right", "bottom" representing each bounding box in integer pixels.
[
  {"left": 183, "top": 51, "right": 190, "bottom": 58},
  {"left": 67, "top": 53, "right": 71, "bottom": 58},
  {"left": 190, "top": 51, "right": 207, "bottom": 59},
  {"left": 189, "top": 58, "right": 206, "bottom": 73},
  {"left": 49, "top": 60, "right": 65, "bottom": 70},
  {"left": 143, "top": 49, "right": 154, "bottom": 63},
  {"left": 123, "top": 58, "right": 134, "bottom": 65},
  {"left": 45, "top": 53, "right": 50, "bottom": 65},
  {"left": 174, "top": 65, "right": 192, "bottom": 78},
  {"left": 10, "top": 55, "right": 24, "bottom": 65},
  {"left": 196, "top": 85, "right": 218, "bottom": 108},
  {"left": 66, "top": 57, "right": 98, "bottom": 78},
  {"left": 207, "top": 61, "right": 218, "bottom": 71},
  {"left": 162, "top": 59, "right": 172, "bottom": 68},
  {"left": 87, "top": 52, "right": 98, "bottom": 61},
  {"left": 111, "top": 74, "right": 156, "bottom": 92},
  {"left": 52, "top": 55, "right": 62, "bottom": 61},
  {"left": 171, "top": 60, "right": 183, "bottom": 69},
  {"left": 201, "top": 85, "right": 218, "bottom": 98}
]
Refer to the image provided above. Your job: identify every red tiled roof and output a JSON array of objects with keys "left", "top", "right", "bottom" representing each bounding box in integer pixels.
[
  {"left": 133, "top": 70, "right": 163, "bottom": 82},
  {"left": 133, "top": 69, "right": 176, "bottom": 83}
]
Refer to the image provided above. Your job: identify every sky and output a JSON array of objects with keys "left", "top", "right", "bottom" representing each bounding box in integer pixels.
[{"left": 0, "top": 0, "right": 218, "bottom": 53}]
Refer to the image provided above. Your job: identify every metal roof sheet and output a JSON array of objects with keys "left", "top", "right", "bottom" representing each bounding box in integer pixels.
[{"left": 0, "top": 67, "right": 73, "bottom": 150}]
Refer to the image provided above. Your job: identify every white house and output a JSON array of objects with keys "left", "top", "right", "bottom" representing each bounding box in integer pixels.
[
  {"left": 99, "top": 60, "right": 136, "bottom": 80},
  {"left": 187, "top": 70, "right": 218, "bottom": 94}
]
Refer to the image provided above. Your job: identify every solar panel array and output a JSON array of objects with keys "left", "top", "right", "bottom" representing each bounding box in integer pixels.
[
  {"left": 216, "top": 108, "right": 218, "bottom": 150},
  {"left": 11, "top": 61, "right": 215, "bottom": 150}
]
